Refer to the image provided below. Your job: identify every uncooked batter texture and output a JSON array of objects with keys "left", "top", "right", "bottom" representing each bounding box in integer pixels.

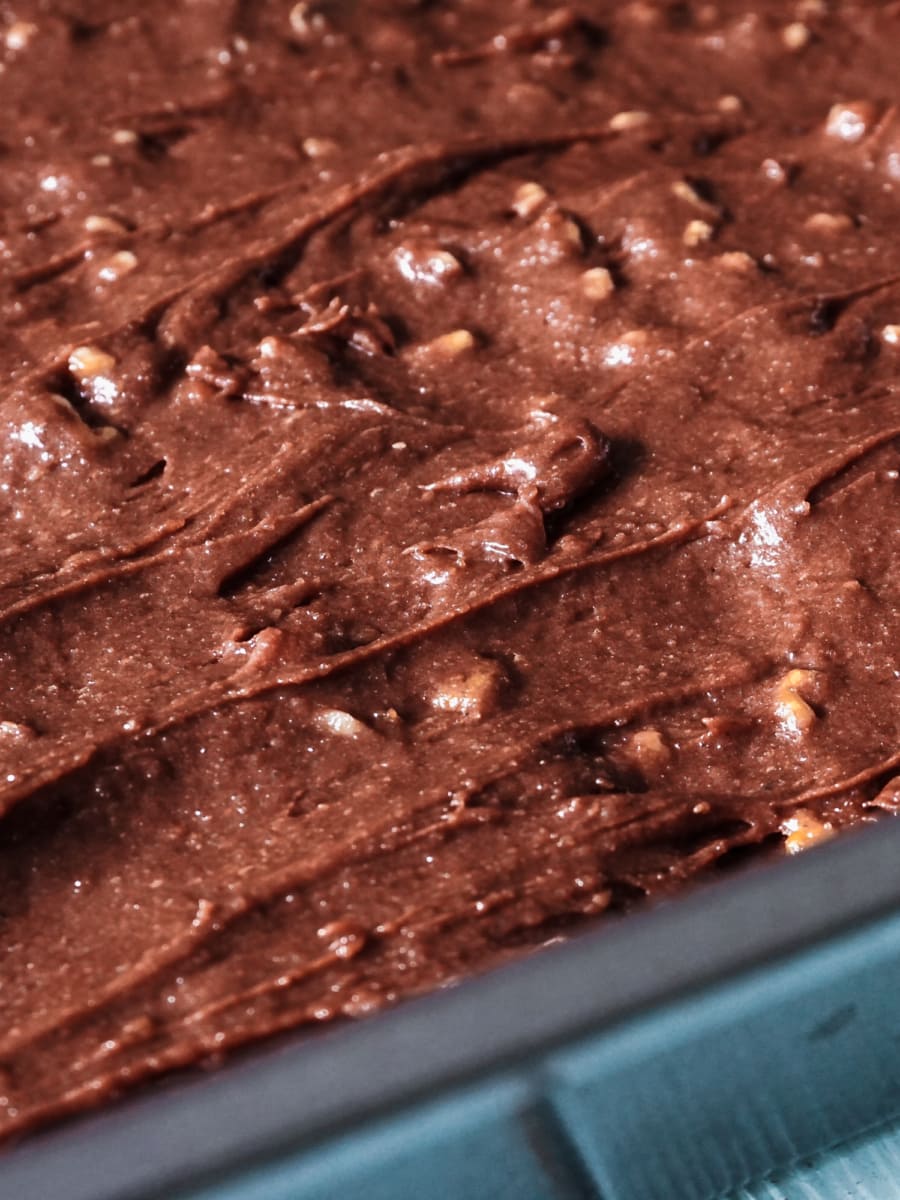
[{"left": 1, "top": 0, "right": 899, "bottom": 1138}]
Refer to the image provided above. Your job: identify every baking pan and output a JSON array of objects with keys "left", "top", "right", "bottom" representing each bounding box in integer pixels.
[{"left": 5, "top": 815, "right": 900, "bottom": 1200}]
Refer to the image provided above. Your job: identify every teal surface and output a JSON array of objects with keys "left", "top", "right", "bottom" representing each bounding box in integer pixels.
[
  {"left": 178, "top": 1077, "right": 591, "bottom": 1200},
  {"left": 735, "top": 1119, "right": 900, "bottom": 1199},
  {"left": 547, "top": 910, "right": 900, "bottom": 1200},
  {"left": 174, "top": 907, "right": 900, "bottom": 1200}
]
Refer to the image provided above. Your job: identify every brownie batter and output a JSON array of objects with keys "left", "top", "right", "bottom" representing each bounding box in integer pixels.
[{"left": 1, "top": 0, "right": 899, "bottom": 1139}]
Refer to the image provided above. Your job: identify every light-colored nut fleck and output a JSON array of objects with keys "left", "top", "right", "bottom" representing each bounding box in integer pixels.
[
  {"left": 430, "top": 661, "right": 504, "bottom": 720},
  {"left": 603, "top": 329, "right": 649, "bottom": 366},
  {"left": 0, "top": 719, "right": 35, "bottom": 741},
  {"left": 782, "top": 810, "right": 834, "bottom": 854},
  {"left": 621, "top": 329, "right": 649, "bottom": 346},
  {"left": 797, "top": 0, "right": 827, "bottom": 17},
  {"left": 782, "top": 21, "right": 811, "bottom": 50},
  {"left": 512, "top": 181, "right": 548, "bottom": 219},
  {"left": 303, "top": 136, "right": 338, "bottom": 159},
  {"left": 289, "top": 1, "right": 328, "bottom": 38},
  {"left": 559, "top": 216, "right": 583, "bottom": 251},
  {"left": 5, "top": 21, "right": 37, "bottom": 50},
  {"left": 316, "top": 708, "right": 369, "bottom": 738},
  {"left": 805, "top": 211, "right": 854, "bottom": 234},
  {"left": 672, "top": 180, "right": 719, "bottom": 215},
  {"left": 881, "top": 324, "right": 900, "bottom": 346},
  {"left": 424, "top": 249, "right": 461, "bottom": 279},
  {"left": 628, "top": 728, "right": 671, "bottom": 769},
  {"left": 422, "top": 329, "right": 476, "bottom": 358},
  {"left": 91, "top": 153, "right": 112, "bottom": 168},
  {"left": 69, "top": 346, "right": 119, "bottom": 407},
  {"left": 258, "top": 336, "right": 282, "bottom": 359},
  {"left": 717, "top": 94, "right": 743, "bottom": 114},
  {"left": 112, "top": 128, "right": 138, "bottom": 146},
  {"left": 394, "top": 245, "right": 463, "bottom": 286},
  {"left": 84, "top": 214, "right": 128, "bottom": 235},
  {"left": 609, "top": 110, "right": 650, "bottom": 131},
  {"left": 93, "top": 424, "right": 120, "bottom": 442},
  {"left": 318, "top": 920, "right": 367, "bottom": 960},
  {"left": 98, "top": 250, "right": 137, "bottom": 282},
  {"left": 718, "top": 250, "right": 757, "bottom": 272},
  {"left": 761, "top": 158, "right": 788, "bottom": 184},
  {"left": 581, "top": 266, "right": 615, "bottom": 302},
  {"left": 69, "top": 345, "right": 116, "bottom": 380},
  {"left": 683, "top": 219, "right": 715, "bottom": 247},
  {"left": 775, "top": 668, "right": 818, "bottom": 735},
  {"left": 826, "top": 100, "right": 877, "bottom": 144},
  {"left": 782, "top": 667, "right": 819, "bottom": 692}
]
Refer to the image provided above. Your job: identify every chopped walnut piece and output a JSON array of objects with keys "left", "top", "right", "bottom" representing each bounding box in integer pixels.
[
  {"left": 98, "top": 251, "right": 138, "bottom": 282},
  {"left": 394, "top": 244, "right": 463, "bottom": 286},
  {"left": 512, "top": 181, "right": 548, "bottom": 219},
  {"left": 604, "top": 329, "right": 649, "bottom": 366},
  {"left": 717, "top": 94, "right": 743, "bottom": 114},
  {"left": 419, "top": 329, "right": 476, "bottom": 359},
  {"left": 826, "top": 101, "right": 877, "bottom": 144},
  {"left": 112, "top": 129, "right": 138, "bottom": 146},
  {"left": 718, "top": 250, "right": 757, "bottom": 272},
  {"left": 559, "top": 215, "right": 584, "bottom": 251},
  {"left": 425, "top": 249, "right": 462, "bottom": 278},
  {"left": 68, "top": 348, "right": 120, "bottom": 407},
  {"left": 621, "top": 329, "right": 649, "bottom": 346},
  {"left": 782, "top": 21, "right": 811, "bottom": 50},
  {"left": 775, "top": 668, "right": 819, "bottom": 735},
  {"left": 683, "top": 219, "right": 715, "bottom": 248},
  {"left": 761, "top": 158, "right": 789, "bottom": 184},
  {"left": 289, "top": 1, "right": 329, "bottom": 40},
  {"left": 69, "top": 345, "right": 116, "bottom": 381},
  {"left": 317, "top": 920, "right": 368, "bottom": 960},
  {"left": 430, "top": 661, "right": 505, "bottom": 720},
  {"left": 627, "top": 728, "right": 671, "bottom": 771},
  {"left": 881, "top": 324, "right": 900, "bottom": 346},
  {"left": 5, "top": 21, "right": 37, "bottom": 51},
  {"left": 258, "top": 336, "right": 281, "bottom": 359},
  {"left": 782, "top": 810, "right": 835, "bottom": 854},
  {"left": 805, "top": 211, "right": 854, "bottom": 234},
  {"left": 671, "top": 180, "right": 715, "bottom": 212},
  {"left": 0, "top": 720, "right": 35, "bottom": 741},
  {"left": 609, "top": 110, "right": 650, "bottom": 131},
  {"left": 303, "top": 136, "right": 339, "bottom": 159},
  {"left": 84, "top": 214, "right": 128, "bottom": 235},
  {"left": 581, "top": 266, "right": 615, "bottom": 302},
  {"left": 315, "top": 709, "right": 370, "bottom": 738}
]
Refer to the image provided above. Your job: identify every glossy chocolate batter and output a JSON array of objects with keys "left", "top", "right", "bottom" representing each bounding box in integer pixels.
[{"left": 1, "top": 0, "right": 900, "bottom": 1139}]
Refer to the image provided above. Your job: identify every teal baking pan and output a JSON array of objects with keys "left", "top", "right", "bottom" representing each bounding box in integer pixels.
[{"left": 5, "top": 816, "right": 900, "bottom": 1200}]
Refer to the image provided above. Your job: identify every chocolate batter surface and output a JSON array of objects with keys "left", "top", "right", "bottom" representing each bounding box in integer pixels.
[{"left": 1, "top": 0, "right": 900, "bottom": 1138}]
